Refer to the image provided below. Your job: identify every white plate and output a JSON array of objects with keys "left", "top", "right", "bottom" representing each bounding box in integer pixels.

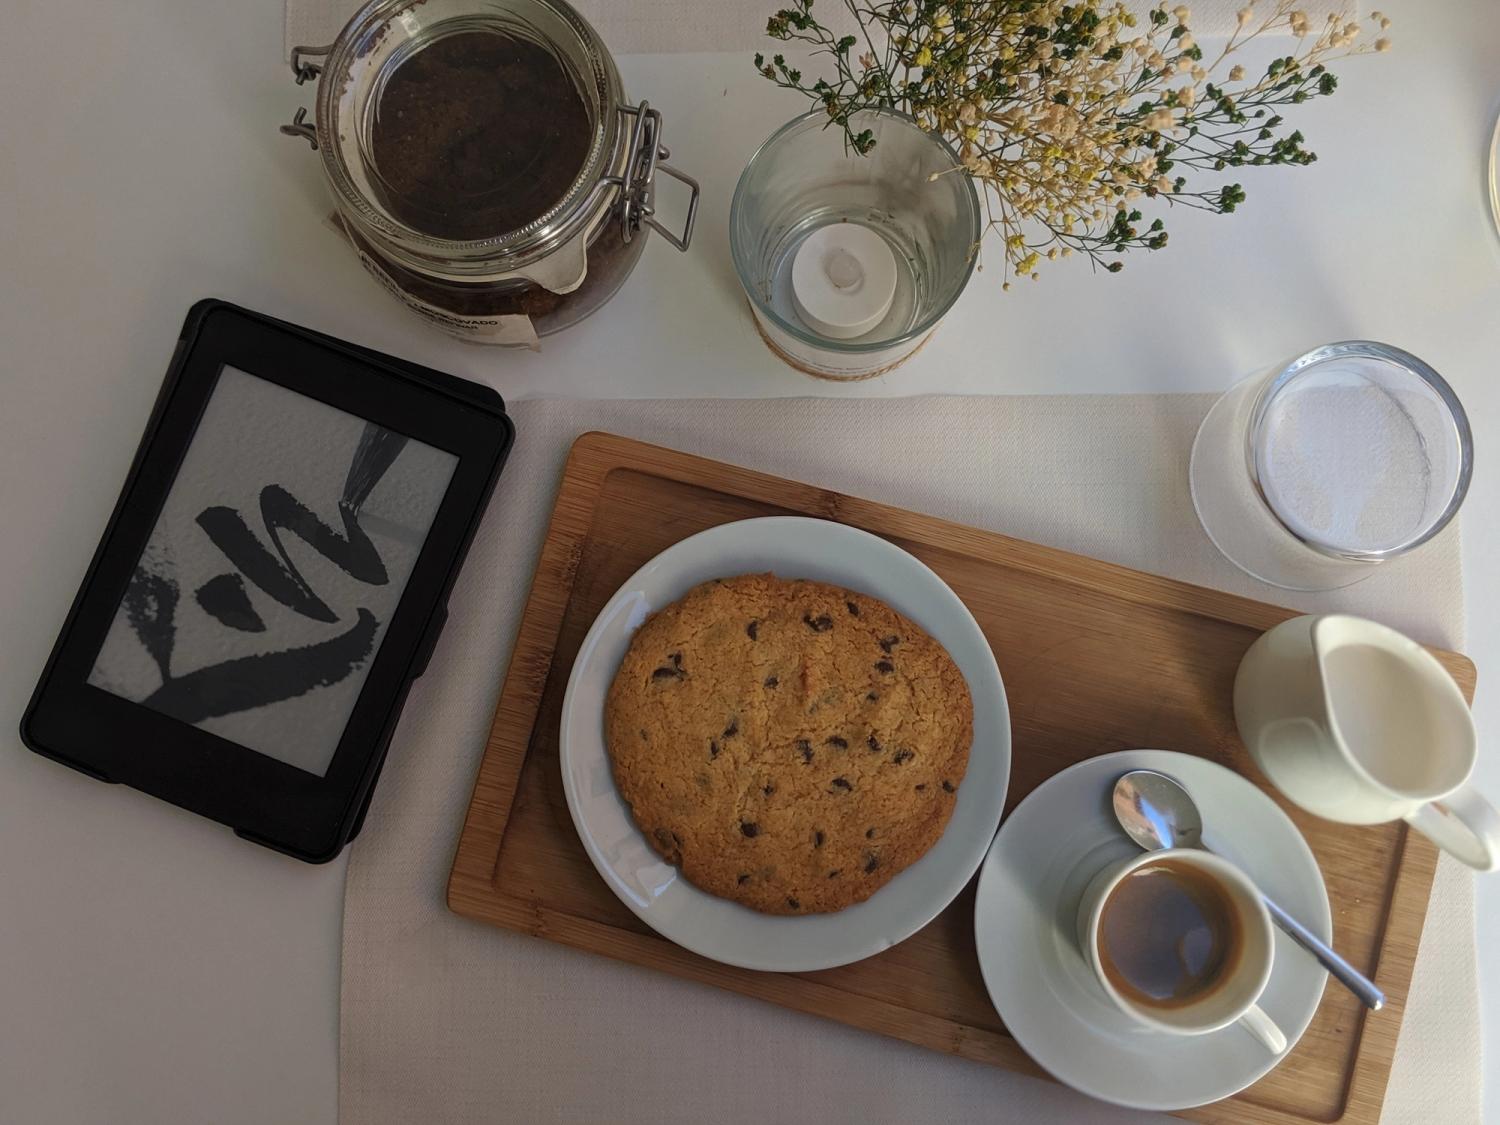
[
  {"left": 560, "top": 517, "right": 1010, "bottom": 972},
  {"left": 974, "top": 749, "right": 1331, "bottom": 1112}
]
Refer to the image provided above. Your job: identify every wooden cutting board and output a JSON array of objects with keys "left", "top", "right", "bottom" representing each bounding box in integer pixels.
[{"left": 447, "top": 431, "right": 1475, "bottom": 1124}]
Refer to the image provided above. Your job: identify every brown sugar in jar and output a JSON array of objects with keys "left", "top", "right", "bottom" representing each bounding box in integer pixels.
[
  {"left": 371, "top": 31, "right": 591, "bottom": 241},
  {"left": 342, "top": 208, "right": 646, "bottom": 327}
]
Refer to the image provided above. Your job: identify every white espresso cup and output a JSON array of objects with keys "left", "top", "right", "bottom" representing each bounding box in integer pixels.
[{"left": 1076, "top": 848, "right": 1287, "bottom": 1054}]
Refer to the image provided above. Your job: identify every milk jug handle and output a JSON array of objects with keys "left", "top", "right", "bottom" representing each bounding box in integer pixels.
[{"left": 1407, "top": 787, "right": 1500, "bottom": 872}]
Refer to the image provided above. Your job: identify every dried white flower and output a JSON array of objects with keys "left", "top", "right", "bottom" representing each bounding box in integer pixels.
[{"left": 757, "top": 0, "right": 1389, "bottom": 285}]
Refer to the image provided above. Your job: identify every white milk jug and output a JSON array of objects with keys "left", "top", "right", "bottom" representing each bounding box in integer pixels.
[{"left": 1235, "top": 614, "right": 1500, "bottom": 871}]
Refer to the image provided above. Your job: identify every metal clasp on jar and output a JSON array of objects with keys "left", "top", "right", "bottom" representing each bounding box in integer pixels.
[
  {"left": 606, "top": 101, "right": 699, "bottom": 252},
  {"left": 279, "top": 44, "right": 334, "bottom": 148}
]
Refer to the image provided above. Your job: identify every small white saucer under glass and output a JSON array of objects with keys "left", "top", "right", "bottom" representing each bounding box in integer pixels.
[
  {"left": 974, "top": 749, "right": 1330, "bottom": 1112},
  {"left": 560, "top": 516, "right": 1011, "bottom": 972}
]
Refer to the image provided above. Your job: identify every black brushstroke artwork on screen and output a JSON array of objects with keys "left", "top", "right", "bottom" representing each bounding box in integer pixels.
[
  {"left": 196, "top": 484, "right": 390, "bottom": 622},
  {"left": 195, "top": 573, "right": 266, "bottom": 632},
  {"left": 88, "top": 368, "right": 458, "bottom": 776},
  {"left": 136, "top": 452, "right": 398, "bottom": 721},
  {"left": 143, "top": 608, "right": 380, "bottom": 724},
  {"left": 118, "top": 433, "right": 397, "bottom": 726},
  {"left": 121, "top": 544, "right": 179, "bottom": 682}
]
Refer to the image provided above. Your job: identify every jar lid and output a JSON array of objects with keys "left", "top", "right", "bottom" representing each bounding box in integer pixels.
[{"left": 315, "top": 0, "right": 625, "bottom": 276}]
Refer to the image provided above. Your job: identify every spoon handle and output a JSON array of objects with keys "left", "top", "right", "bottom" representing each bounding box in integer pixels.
[{"left": 1263, "top": 895, "right": 1385, "bottom": 1011}]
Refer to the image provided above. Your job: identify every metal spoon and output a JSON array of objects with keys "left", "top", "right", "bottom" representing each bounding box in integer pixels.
[{"left": 1112, "top": 769, "right": 1384, "bottom": 1011}]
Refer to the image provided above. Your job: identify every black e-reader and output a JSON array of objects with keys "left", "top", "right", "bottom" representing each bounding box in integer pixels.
[{"left": 22, "top": 300, "right": 514, "bottom": 862}]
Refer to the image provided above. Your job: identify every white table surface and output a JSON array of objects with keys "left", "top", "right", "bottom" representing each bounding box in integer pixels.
[{"left": 1, "top": 1, "right": 1497, "bottom": 1121}]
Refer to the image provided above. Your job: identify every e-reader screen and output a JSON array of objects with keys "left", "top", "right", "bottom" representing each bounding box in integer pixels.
[{"left": 87, "top": 365, "right": 458, "bottom": 776}]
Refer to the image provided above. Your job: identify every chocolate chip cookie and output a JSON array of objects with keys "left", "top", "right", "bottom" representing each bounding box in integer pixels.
[{"left": 604, "top": 573, "right": 973, "bottom": 915}]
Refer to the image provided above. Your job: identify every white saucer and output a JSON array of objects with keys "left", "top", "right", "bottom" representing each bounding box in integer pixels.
[
  {"left": 974, "top": 749, "right": 1331, "bottom": 1112},
  {"left": 560, "top": 517, "right": 1011, "bottom": 972}
]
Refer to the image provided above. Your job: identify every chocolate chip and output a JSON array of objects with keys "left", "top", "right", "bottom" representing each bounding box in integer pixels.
[
  {"left": 845, "top": 601, "right": 860, "bottom": 617},
  {"left": 639, "top": 728, "right": 649, "bottom": 741},
  {"left": 763, "top": 782, "right": 775, "bottom": 796},
  {"left": 875, "top": 660, "right": 894, "bottom": 674},
  {"left": 709, "top": 739, "right": 720, "bottom": 759},
  {"left": 941, "top": 780, "right": 955, "bottom": 793},
  {"left": 764, "top": 675, "right": 779, "bottom": 688},
  {"left": 723, "top": 718, "right": 739, "bottom": 738},
  {"left": 746, "top": 620, "right": 758, "bottom": 640},
  {"left": 864, "top": 853, "right": 880, "bottom": 874},
  {"left": 798, "top": 739, "right": 813, "bottom": 764},
  {"left": 866, "top": 691, "right": 879, "bottom": 702},
  {"left": 830, "top": 777, "right": 852, "bottom": 792},
  {"left": 914, "top": 783, "right": 927, "bottom": 791},
  {"left": 865, "top": 827, "right": 876, "bottom": 839},
  {"left": 653, "top": 652, "right": 686, "bottom": 680},
  {"left": 814, "top": 830, "right": 825, "bottom": 848},
  {"left": 740, "top": 821, "right": 759, "bottom": 838},
  {"left": 653, "top": 828, "right": 681, "bottom": 863},
  {"left": 737, "top": 873, "right": 750, "bottom": 885},
  {"left": 786, "top": 897, "right": 800, "bottom": 910},
  {"left": 803, "top": 613, "right": 833, "bottom": 632},
  {"left": 892, "top": 749, "right": 915, "bottom": 765},
  {"left": 828, "top": 869, "right": 841, "bottom": 878},
  {"left": 867, "top": 734, "right": 882, "bottom": 753},
  {"left": 879, "top": 636, "right": 899, "bottom": 653},
  {"left": 825, "top": 735, "right": 848, "bottom": 750}
]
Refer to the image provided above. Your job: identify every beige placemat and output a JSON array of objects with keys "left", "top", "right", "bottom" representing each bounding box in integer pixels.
[
  {"left": 287, "top": 0, "right": 1352, "bottom": 57},
  {"left": 340, "top": 395, "right": 1478, "bottom": 1125}
]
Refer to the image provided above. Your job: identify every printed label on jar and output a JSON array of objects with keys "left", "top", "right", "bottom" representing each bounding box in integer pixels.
[
  {"left": 751, "top": 307, "right": 932, "bottom": 380},
  {"left": 349, "top": 243, "right": 541, "bottom": 350}
]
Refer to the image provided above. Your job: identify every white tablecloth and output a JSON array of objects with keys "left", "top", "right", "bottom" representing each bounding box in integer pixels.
[{"left": 339, "top": 395, "right": 1477, "bottom": 1124}]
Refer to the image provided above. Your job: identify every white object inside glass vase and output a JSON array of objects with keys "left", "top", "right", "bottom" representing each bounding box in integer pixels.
[{"left": 790, "top": 221, "right": 899, "bottom": 340}]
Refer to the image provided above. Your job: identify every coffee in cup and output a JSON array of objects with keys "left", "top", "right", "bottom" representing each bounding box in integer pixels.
[
  {"left": 1077, "top": 848, "right": 1286, "bottom": 1053},
  {"left": 1097, "top": 855, "right": 1245, "bottom": 1010}
]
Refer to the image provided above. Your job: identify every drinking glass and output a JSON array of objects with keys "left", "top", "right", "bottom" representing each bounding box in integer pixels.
[{"left": 1189, "top": 341, "right": 1472, "bottom": 591}]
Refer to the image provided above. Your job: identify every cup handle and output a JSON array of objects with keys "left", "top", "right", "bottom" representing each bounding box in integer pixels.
[
  {"left": 1407, "top": 787, "right": 1500, "bottom": 871},
  {"left": 1237, "top": 1004, "right": 1288, "bottom": 1054}
]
